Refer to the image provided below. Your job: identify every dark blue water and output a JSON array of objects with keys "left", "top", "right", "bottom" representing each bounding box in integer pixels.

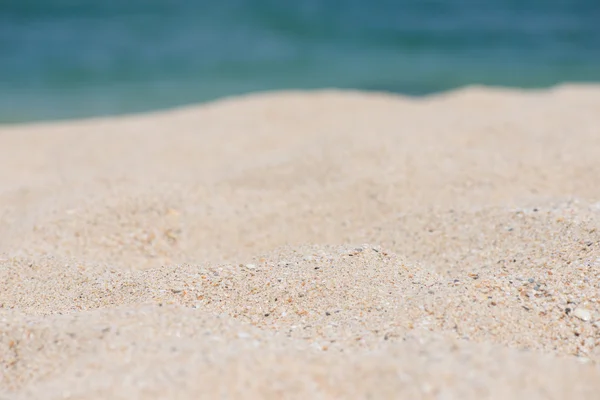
[{"left": 1, "top": 0, "right": 599, "bottom": 123}]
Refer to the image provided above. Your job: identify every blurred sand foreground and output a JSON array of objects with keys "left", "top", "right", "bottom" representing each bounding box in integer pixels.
[{"left": 1, "top": 86, "right": 599, "bottom": 399}]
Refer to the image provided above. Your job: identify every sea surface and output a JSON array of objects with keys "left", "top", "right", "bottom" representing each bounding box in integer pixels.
[{"left": 1, "top": 0, "right": 599, "bottom": 123}]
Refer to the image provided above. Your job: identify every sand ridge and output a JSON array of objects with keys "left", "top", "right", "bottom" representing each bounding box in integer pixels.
[{"left": 1, "top": 85, "right": 600, "bottom": 399}]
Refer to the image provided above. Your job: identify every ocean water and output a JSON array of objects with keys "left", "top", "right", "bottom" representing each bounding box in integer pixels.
[{"left": 1, "top": 0, "right": 599, "bottom": 123}]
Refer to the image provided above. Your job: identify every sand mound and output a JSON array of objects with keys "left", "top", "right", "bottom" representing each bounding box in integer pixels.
[{"left": 1, "top": 86, "right": 600, "bottom": 399}]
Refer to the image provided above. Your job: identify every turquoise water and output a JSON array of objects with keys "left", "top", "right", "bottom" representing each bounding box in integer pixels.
[{"left": 1, "top": 0, "right": 599, "bottom": 123}]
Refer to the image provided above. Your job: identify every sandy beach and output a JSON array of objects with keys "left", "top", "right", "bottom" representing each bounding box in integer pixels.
[{"left": 1, "top": 85, "right": 599, "bottom": 399}]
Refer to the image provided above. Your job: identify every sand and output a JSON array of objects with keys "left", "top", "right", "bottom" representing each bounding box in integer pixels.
[{"left": 1, "top": 85, "right": 599, "bottom": 399}]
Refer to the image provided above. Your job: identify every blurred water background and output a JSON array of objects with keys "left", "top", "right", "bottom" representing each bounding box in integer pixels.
[{"left": 1, "top": 0, "right": 599, "bottom": 123}]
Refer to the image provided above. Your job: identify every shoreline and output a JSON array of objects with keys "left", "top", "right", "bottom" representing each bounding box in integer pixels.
[{"left": 2, "top": 82, "right": 599, "bottom": 128}]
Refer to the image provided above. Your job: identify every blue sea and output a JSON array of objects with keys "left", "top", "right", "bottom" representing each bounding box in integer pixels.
[{"left": 1, "top": 0, "right": 599, "bottom": 123}]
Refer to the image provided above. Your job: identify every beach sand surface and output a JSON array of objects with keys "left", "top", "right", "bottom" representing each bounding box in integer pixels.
[{"left": 1, "top": 86, "right": 600, "bottom": 399}]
